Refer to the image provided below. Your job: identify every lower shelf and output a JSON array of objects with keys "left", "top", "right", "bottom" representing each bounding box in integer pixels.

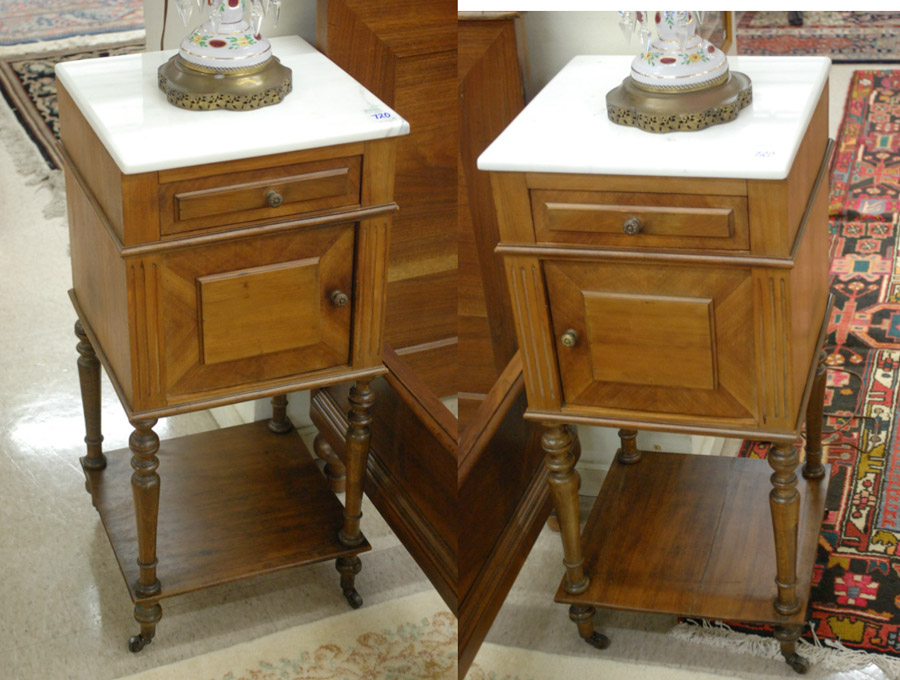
[
  {"left": 555, "top": 451, "right": 828, "bottom": 625},
  {"left": 87, "top": 419, "right": 369, "bottom": 603}
]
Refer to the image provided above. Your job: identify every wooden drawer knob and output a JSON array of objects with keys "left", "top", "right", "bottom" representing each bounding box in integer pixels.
[
  {"left": 266, "top": 189, "right": 284, "bottom": 208},
  {"left": 623, "top": 216, "right": 643, "bottom": 235},
  {"left": 560, "top": 329, "right": 579, "bottom": 348},
  {"left": 330, "top": 289, "right": 349, "bottom": 307}
]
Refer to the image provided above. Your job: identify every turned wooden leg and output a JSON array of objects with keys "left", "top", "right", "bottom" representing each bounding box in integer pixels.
[
  {"left": 616, "top": 428, "right": 641, "bottom": 465},
  {"left": 336, "top": 380, "right": 373, "bottom": 608},
  {"left": 768, "top": 442, "right": 801, "bottom": 617},
  {"left": 314, "top": 433, "right": 346, "bottom": 493},
  {"left": 803, "top": 351, "right": 827, "bottom": 481},
  {"left": 75, "top": 321, "right": 105, "bottom": 498},
  {"left": 268, "top": 394, "right": 293, "bottom": 434},
  {"left": 543, "top": 423, "right": 609, "bottom": 650},
  {"left": 775, "top": 625, "right": 809, "bottom": 674},
  {"left": 129, "top": 602, "right": 162, "bottom": 653},
  {"left": 336, "top": 556, "right": 363, "bottom": 609},
  {"left": 129, "top": 418, "right": 162, "bottom": 651}
]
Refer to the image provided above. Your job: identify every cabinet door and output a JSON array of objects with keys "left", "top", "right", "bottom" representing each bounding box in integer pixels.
[
  {"left": 160, "top": 224, "right": 354, "bottom": 400},
  {"left": 544, "top": 259, "right": 758, "bottom": 422}
]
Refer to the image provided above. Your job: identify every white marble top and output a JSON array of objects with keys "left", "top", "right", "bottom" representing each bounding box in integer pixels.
[
  {"left": 56, "top": 36, "right": 410, "bottom": 174},
  {"left": 478, "top": 55, "right": 830, "bottom": 180}
]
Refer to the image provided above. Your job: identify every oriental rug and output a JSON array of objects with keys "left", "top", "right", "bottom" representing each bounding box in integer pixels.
[
  {"left": 720, "top": 70, "right": 900, "bottom": 661},
  {"left": 0, "top": 0, "right": 144, "bottom": 46},
  {"left": 737, "top": 12, "right": 900, "bottom": 63},
  {"left": 0, "top": 41, "right": 144, "bottom": 171}
]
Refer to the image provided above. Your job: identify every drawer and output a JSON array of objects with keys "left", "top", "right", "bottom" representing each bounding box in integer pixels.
[
  {"left": 159, "top": 156, "right": 362, "bottom": 237},
  {"left": 544, "top": 259, "right": 757, "bottom": 421},
  {"left": 159, "top": 223, "right": 354, "bottom": 399},
  {"left": 531, "top": 189, "right": 749, "bottom": 251}
]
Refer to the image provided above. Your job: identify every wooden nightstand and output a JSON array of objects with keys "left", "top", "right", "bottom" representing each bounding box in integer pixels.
[
  {"left": 58, "top": 36, "right": 408, "bottom": 652},
  {"left": 480, "top": 56, "right": 832, "bottom": 673}
]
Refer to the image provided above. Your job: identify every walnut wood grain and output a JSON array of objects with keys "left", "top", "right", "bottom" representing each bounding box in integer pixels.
[
  {"left": 318, "top": 0, "right": 457, "bottom": 396},
  {"left": 162, "top": 156, "right": 361, "bottom": 236},
  {"left": 555, "top": 452, "right": 827, "bottom": 624},
  {"left": 458, "top": 15, "right": 523, "bottom": 389},
  {"left": 161, "top": 224, "right": 355, "bottom": 403},
  {"left": 458, "top": 351, "right": 555, "bottom": 678},
  {"left": 747, "top": 84, "right": 828, "bottom": 257},
  {"left": 532, "top": 189, "right": 749, "bottom": 251},
  {"left": 526, "top": 172, "right": 748, "bottom": 197},
  {"left": 86, "top": 420, "right": 368, "bottom": 602}
]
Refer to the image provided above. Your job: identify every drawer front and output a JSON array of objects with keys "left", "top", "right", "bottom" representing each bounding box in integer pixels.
[
  {"left": 160, "top": 156, "right": 361, "bottom": 237},
  {"left": 531, "top": 189, "right": 749, "bottom": 251},
  {"left": 160, "top": 223, "right": 354, "bottom": 399},
  {"left": 544, "top": 259, "right": 757, "bottom": 420}
]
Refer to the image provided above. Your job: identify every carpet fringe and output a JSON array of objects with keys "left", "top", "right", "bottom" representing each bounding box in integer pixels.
[
  {"left": 0, "top": 89, "right": 66, "bottom": 219},
  {"left": 0, "top": 29, "right": 145, "bottom": 59},
  {"left": 671, "top": 620, "right": 900, "bottom": 676}
]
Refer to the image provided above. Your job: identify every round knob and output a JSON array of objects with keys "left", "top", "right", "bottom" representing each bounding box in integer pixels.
[
  {"left": 560, "top": 329, "right": 579, "bottom": 348},
  {"left": 266, "top": 189, "right": 283, "bottom": 208},
  {"left": 623, "top": 217, "right": 643, "bottom": 235},
  {"left": 330, "top": 290, "right": 349, "bottom": 307}
]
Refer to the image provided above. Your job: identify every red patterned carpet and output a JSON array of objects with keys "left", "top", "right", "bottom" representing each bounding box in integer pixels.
[
  {"left": 734, "top": 70, "right": 900, "bottom": 658},
  {"left": 737, "top": 12, "right": 900, "bottom": 63}
]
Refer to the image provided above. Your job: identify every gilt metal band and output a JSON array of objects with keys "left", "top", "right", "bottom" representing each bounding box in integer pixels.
[
  {"left": 606, "top": 71, "right": 752, "bottom": 133},
  {"left": 158, "top": 54, "right": 292, "bottom": 111}
]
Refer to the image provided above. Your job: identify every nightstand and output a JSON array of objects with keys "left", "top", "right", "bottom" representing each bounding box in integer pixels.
[
  {"left": 479, "top": 56, "right": 832, "bottom": 673},
  {"left": 57, "top": 36, "right": 408, "bottom": 652}
]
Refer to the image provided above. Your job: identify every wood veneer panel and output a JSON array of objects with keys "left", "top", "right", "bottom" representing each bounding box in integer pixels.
[
  {"left": 458, "top": 17, "right": 523, "bottom": 383},
  {"left": 458, "top": 352, "right": 554, "bottom": 679},
  {"left": 392, "top": 339, "right": 458, "bottom": 400},
  {"left": 65, "top": 169, "right": 133, "bottom": 406},
  {"left": 556, "top": 451, "right": 828, "bottom": 624},
  {"left": 747, "top": 84, "right": 828, "bottom": 257},
  {"left": 58, "top": 83, "right": 158, "bottom": 246},
  {"left": 87, "top": 420, "right": 366, "bottom": 602}
]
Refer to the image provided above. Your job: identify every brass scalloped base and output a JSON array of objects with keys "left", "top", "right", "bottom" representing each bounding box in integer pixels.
[
  {"left": 606, "top": 71, "right": 752, "bottom": 133},
  {"left": 158, "top": 55, "right": 292, "bottom": 111}
]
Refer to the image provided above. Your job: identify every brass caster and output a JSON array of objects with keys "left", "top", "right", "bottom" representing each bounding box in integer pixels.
[
  {"left": 344, "top": 588, "right": 363, "bottom": 609},
  {"left": 786, "top": 653, "right": 809, "bottom": 674},
  {"left": 128, "top": 634, "right": 151, "bottom": 653},
  {"left": 584, "top": 632, "right": 610, "bottom": 650}
]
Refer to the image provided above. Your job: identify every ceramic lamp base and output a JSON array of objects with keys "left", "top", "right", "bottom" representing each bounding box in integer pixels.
[
  {"left": 606, "top": 71, "right": 752, "bottom": 133},
  {"left": 158, "top": 55, "right": 292, "bottom": 111}
]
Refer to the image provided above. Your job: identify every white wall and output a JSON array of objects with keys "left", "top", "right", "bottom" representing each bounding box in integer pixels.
[{"left": 142, "top": 0, "right": 316, "bottom": 52}]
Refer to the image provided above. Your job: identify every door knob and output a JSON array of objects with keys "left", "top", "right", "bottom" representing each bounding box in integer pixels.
[
  {"left": 330, "top": 290, "right": 349, "bottom": 307},
  {"left": 560, "top": 329, "right": 579, "bottom": 348},
  {"left": 266, "top": 189, "right": 283, "bottom": 208},
  {"left": 623, "top": 216, "right": 643, "bottom": 235}
]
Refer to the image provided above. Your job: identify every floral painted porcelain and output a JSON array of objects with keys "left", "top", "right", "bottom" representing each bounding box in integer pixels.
[
  {"left": 630, "top": 11, "right": 729, "bottom": 92},
  {"left": 179, "top": 0, "right": 272, "bottom": 73},
  {"left": 606, "top": 10, "right": 752, "bottom": 132}
]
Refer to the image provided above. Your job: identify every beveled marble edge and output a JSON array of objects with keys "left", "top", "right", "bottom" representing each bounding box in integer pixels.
[
  {"left": 56, "top": 36, "right": 410, "bottom": 175},
  {"left": 477, "top": 55, "right": 831, "bottom": 180}
]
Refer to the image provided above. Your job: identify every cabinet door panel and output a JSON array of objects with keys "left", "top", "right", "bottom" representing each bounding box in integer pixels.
[
  {"left": 160, "top": 224, "right": 354, "bottom": 399},
  {"left": 544, "top": 260, "right": 757, "bottom": 421}
]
